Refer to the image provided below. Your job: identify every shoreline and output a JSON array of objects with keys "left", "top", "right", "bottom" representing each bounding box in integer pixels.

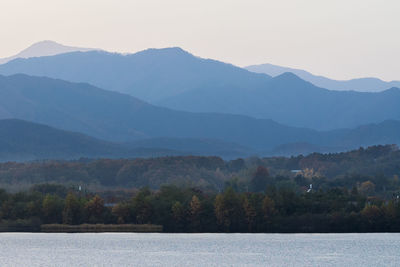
[
  {"left": 0, "top": 224, "right": 163, "bottom": 233},
  {"left": 42, "top": 224, "right": 163, "bottom": 233}
]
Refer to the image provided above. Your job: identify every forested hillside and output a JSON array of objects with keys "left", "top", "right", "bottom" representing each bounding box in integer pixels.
[{"left": 0, "top": 145, "right": 398, "bottom": 195}]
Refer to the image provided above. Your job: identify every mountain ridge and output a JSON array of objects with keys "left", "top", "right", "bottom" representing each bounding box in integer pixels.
[
  {"left": 1, "top": 47, "right": 398, "bottom": 130},
  {"left": 0, "top": 74, "right": 398, "bottom": 157},
  {"left": 0, "top": 73, "right": 317, "bottom": 149},
  {"left": 159, "top": 72, "right": 400, "bottom": 129},
  {"left": 0, "top": 118, "right": 259, "bottom": 161},
  {"left": 0, "top": 118, "right": 179, "bottom": 161},
  {"left": 246, "top": 63, "right": 400, "bottom": 92},
  {"left": 0, "top": 48, "right": 272, "bottom": 103}
]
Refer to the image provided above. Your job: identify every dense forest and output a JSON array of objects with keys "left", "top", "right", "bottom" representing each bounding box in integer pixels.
[
  {"left": 0, "top": 145, "right": 398, "bottom": 195},
  {"left": 0, "top": 145, "right": 399, "bottom": 232},
  {"left": 1, "top": 182, "right": 399, "bottom": 233}
]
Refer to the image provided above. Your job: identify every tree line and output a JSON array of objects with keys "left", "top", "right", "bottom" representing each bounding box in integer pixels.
[
  {"left": 1, "top": 180, "right": 399, "bottom": 233},
  {"left": 0, "top": 145, "right": 399, "bottom": 232},
  {"left": 0, "top": 145, "right": 398, "bottom": 193}
]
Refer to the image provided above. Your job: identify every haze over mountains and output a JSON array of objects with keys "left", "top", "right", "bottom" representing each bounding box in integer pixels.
[
  {"left": 159, "top": 73, "right": 400, "bottom": 130},
  {"left": 0, "top": 119, "right": 128, "bottom": 161},
  {"left": 0, "top": 47, "right": 271, "bottom": 103},
  {"left": 0, "top": 41, "right": 398, "bottom": 160},
  {"left": 246, "top": 63, "right": 400, "bottom": 93},
  {"left": 0, "top": 119, "right": 254, "bottom": 161},
  {"left": 0, "top": 74, "right": 398, "bottom": 161},
  {"left": 1, "top": 46, "right": 398, "bottom": 130},
  {"left": 0, "top": 40, "right": 94, "bottom": 65},
  {"left": 0, "top": 74, "right": 319, "bottom": 148}
]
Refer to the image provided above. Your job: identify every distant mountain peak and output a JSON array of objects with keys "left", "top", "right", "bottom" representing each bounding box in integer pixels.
[
  {"left": 159, "top": 47, "right": 188, "bottom": 53},
  {"left": 17, "top": 40, "right": 94, "bottom": 58},
  {"left": 149, "top": 47, "right": 188, "bottom": 53},
  {"left": 0, "top": 40, "right": 95, "bottom": 65},
  {"left": 134, "top": 47, "right": 193, "bottom": 58},
  {"left": 276, "top": 72, "right": 301, "bottom": 79},
  {"left": 25, "top": 40, "right": 63, "bottom": 48},
  {"left": 272, "top": 72, "right": 308, "bottom": 84}
]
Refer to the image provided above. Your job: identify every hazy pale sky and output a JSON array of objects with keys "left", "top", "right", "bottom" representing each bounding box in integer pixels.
[{"left": 1, "top": 0, "right": 399, "bottom": 81}]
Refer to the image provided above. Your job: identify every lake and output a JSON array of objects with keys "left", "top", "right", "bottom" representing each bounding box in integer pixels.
[{"left": 0, "top": 233, "right": 399, "bottom": 266}]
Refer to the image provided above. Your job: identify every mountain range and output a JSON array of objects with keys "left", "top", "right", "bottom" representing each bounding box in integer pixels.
[
  {"left": 0, "top": 119, "right": 260, "bottom": 161},
  {"left": 0, "top": 119, "right": 181, "bottom": 161},
  {"left": 0, "top": 74, "right": 398, "bottom": 161},
  {"left": 0, "top": 47, "right": 271, "bottom": 103},
  {"left": 0, "top": 42, "right": 398, "bottom": 160},
  {"left": 1, "top": 116, "right": 399, "bottom": 162},
  {"left": 159, "top": 73, "right": 400, "bottom": 130},
  {"left": 3, "top": 41, "right": 398, "bottom": 93},
  {"left": 246, "top": 63, "right": 400, "bottom": 93},
  {"left": 0, "top": 47, "right": 399, "bottom": 130},
  {"left": 0, "top": 74, "right": 319, "bottom": 149}
]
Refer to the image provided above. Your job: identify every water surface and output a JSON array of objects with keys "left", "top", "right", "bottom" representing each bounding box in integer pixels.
[{"left": 0, "top": 233, "right": 399, "bottom": 266}]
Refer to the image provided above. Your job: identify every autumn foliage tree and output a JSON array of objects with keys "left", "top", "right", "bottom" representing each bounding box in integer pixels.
[
  {"left": 132, "top": 188, "right": 154, "bottom": 224},
  {"left": 189, "top": 195, "right": 202, "bottom": 231},
  {"left": 62, "top": 193, "right": 83, "bottom": 225},
  {"left": 214, "top": 187, "right": 244, "bottom": 232},
  {"left": 250, "top": 166, "right": 271, "bottom": 192},
  {"left": 42, "top": 194, "right": 63, "bottom": 223},
  {"left": 85, "top": 195, "right": 105, "bottom": 223}
]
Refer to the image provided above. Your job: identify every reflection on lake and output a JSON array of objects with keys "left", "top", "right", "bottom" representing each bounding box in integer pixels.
[{"left": 0, "top": 233, "right": 399, "bottom": 266}]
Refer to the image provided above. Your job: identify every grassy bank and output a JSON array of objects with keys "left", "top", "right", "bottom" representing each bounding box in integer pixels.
[{"left": 0, "top": 219, "right": 41, "bottom": 232}]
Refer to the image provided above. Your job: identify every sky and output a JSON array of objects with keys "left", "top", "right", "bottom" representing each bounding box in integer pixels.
[{"left": 0, "top": 0, "right": 399, "bottom": 81}]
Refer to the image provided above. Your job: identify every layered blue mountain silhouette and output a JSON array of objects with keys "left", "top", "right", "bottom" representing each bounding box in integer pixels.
[
  {"left": 246, "top": 63, "right": 400, "bottom": 93},
  {"left": 159, "top": 73, "right": 400, "bottom": 130},
  {"left": 0, "top": 48, "right": 270, "bottom": 103},
  {"left": 0, "top": 74, "right": 318, "bottom": 148},
  {"left": 0, "top": 119, "right": 259, "bottom": 161},
  {"left": 0, "top": 74, "right": 398, "bottom": 161},
  {"left": 0, "top": 119, "right": 184, "bottom": 161},
  {"left": 0, "top": 47, "right": 398, "bottom": 130}
]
